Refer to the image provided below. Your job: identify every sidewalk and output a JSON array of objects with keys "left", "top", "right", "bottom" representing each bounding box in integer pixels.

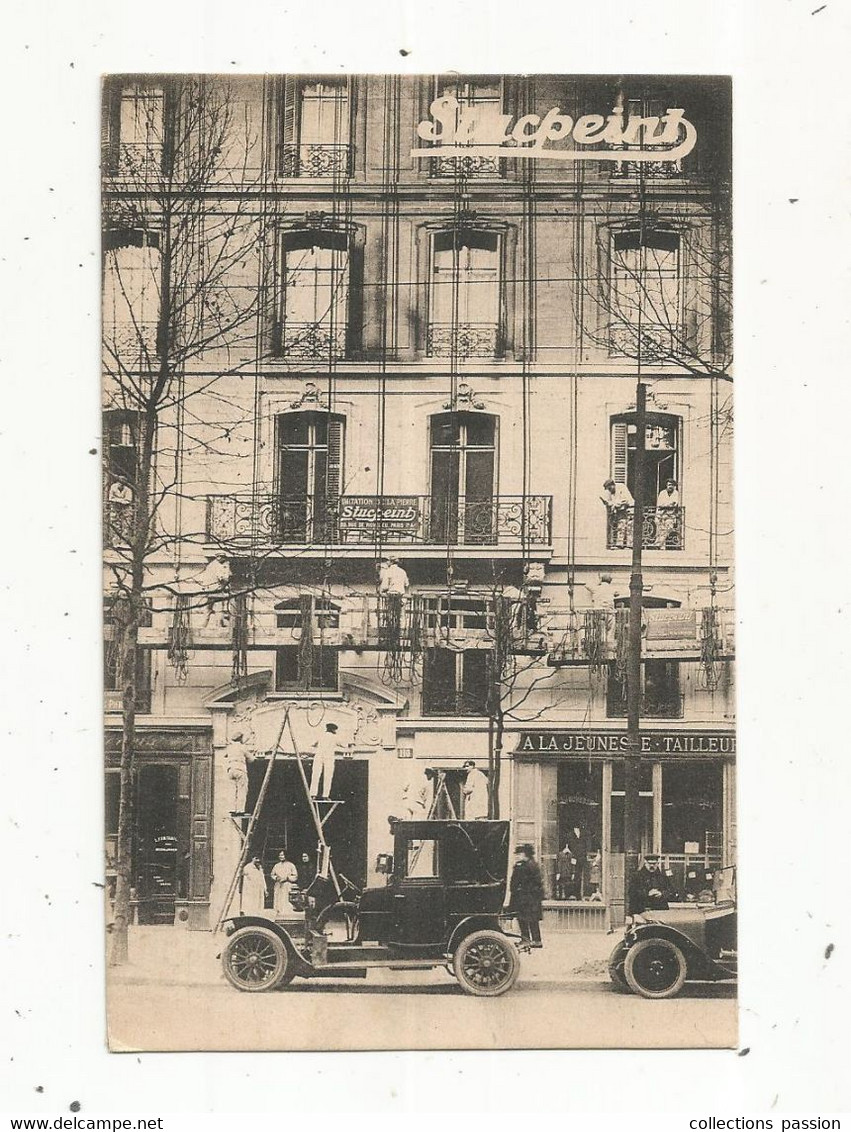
[{"left": 108, "top": 924, "right": 619, "bottom": 988}]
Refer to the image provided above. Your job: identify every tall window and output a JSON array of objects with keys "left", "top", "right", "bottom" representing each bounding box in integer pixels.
[
  {"left": 274, "top": 597, "right": 340, "bottom": 692},
  {"left": 431, "top": 76, "right": 503, "bottom": 178},
  {"left": 102, "top": 79, "right": 165, "bottom": 175},
  {"left": 427, "top": 230, "right": 501, "bottom": 358},
  {"left": 609, "top": 95, "right": 684, "bottom": 179},
  {"left": 276, "top": 230, "right": 350, "bottom": 359},
  {"left": 276, "top": 77, "right": 350, "bottom": 178},
  {"left": 104, "top": 597, "right": 152, "bottom": 713},
  {"left": 607, "top": 659, "right": 682, "bottom": 719},
  {"left": 276, "top": 411, "right": 344, "bottom": 543},
  {"left": 609, "top": 412, "right": 683, "bottom": 550},
  {"left": 609, "top": 227, "right": 681, "bottom": 360},
  {"left": 103, "top": 228, "right": 161, "bottom": 358},
  {"left": 423, "top": 648, "right": 490, "bottom": 716},
  {"left": 429, "top": 412, "right": 496, "bottom": 545}
]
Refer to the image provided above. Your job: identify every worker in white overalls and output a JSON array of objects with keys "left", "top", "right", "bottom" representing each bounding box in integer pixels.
[{"left": 309, "top": 721, "right": 344, "bottom": 800}]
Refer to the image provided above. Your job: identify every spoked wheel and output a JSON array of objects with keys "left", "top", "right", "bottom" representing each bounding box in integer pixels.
[
  {"left": 453, "top": 930, "right": 519, "bottom": 997},
  {"left": 222, "top": 926, "right": 292, "bottom": 992},
  {"left": 623, "top": 938, "right": 687, "bottom": 999}
]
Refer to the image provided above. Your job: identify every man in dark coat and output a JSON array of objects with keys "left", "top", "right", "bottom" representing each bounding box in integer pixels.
[
  {"left": 506, "top": 843, "right": 545, "bottom": 947},
  {"left": 627, "top": 854, "right": 670, "bottom": 919}
]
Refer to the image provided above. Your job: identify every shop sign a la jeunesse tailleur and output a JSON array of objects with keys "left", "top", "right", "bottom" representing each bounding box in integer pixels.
[
  {"left": 516, "top": 731, "right": 736, "bottom": 755},
  {"left": 411, "top": 96, "right": 698, "bottom": 164}
]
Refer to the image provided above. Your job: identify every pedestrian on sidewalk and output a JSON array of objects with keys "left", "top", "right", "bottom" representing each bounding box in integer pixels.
[{"left": 506, "top": 843, "right": 545, "bottom": 948}]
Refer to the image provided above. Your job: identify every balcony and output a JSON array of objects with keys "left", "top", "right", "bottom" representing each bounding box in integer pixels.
[
  {"left": 426, "top": 323, "right": 499, "bottom": 358},
  {"left": 607, "top": 158, "right": 683, "bottom": 179},
  {"left": 609, "top": 322, "right": 678, "bottom": 363},
  {"left": 606, "top": 506, "right": 685, "bottom": 551},
  {"left": 607, "top": 693, "right": 685, "bottom": 720},
  {"left": 206, "top": 493, "right": 553, "bottom": 550},
  {"left": 277, "top": 143, "right": 352, "bottom": 178}
]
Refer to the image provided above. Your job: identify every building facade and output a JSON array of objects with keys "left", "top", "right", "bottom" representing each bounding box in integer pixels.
[{"left": 102, "top": 74, "right": 733, "bottom": 930}]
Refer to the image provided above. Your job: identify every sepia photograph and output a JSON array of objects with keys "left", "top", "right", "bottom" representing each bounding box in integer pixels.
[{"left": 101, "top": 72, "right": 735, "bottom": 1052}]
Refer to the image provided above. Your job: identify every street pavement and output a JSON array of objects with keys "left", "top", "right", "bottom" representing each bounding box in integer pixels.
[{"left": 107, "top": 926, "right": 737, "bottom": 1051}]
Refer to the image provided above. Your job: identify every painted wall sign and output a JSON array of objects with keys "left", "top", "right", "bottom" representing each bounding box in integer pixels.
[
  {"left": 338, "top": 495, "right": 422, "bottom": 533},
  {"left": 516, "top": 731, "right": 735, "bottom": 755},
  {"left": 411, "top": 97, "right": 697, "bottom": 163}
]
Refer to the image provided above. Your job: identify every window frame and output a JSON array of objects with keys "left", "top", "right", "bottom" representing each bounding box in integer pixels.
[{"left": 426, "top": 227, "right": 503, "bottom": 359}]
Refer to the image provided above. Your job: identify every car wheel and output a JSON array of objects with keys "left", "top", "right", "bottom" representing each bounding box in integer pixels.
[
  {"left": 222, "top": 926, "right": 292, "bottom": 992},
  {"left": 623, "top": 937, "right": 687, "bottom": 999},
  {"left": 453, "top": 930, "right": 519, "bottom": 998},
  {"left": 607, "top": 941, "right": 630, "bottom": 991}
]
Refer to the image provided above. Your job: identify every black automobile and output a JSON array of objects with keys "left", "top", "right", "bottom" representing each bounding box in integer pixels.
[
  {"left": 608, "top": 866, "right": 737, "bottom": 999},
  {"left": 220, "top": 819, "right": 522, "bottom": 997}
]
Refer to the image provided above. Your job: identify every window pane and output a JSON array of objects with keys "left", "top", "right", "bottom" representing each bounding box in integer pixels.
[
  {"left": 275, "top": 647, "right": 300, "bottom": 688},
  {"left": 662, "top": 763, "right": 723, "bottom": 855},
  {"left": 461, "top": 650, "right": 489, "bottom": 714},
  {"left": 430, "top": 414, "right": 460, "bottom": 447},
  {"left": 279, "top": 414, "right": 310, "bottom": 446},
  {"left": 423, "top": 648, "right": 458, "bottom": 714},
  {"left": 406, "top": 839, "right": 440, "bottom": 879},
  {"left": 463, "top": 413, "right": 495, "bottom": 448}
]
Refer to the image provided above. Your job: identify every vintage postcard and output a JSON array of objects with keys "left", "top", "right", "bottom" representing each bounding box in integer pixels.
[{"left": 102, "top": 73, "right": 734, "bottom": 1051}]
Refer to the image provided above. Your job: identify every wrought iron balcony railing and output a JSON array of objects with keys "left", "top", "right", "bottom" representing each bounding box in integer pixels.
[
  {"left": 277, "top": 143, "right": 352, "bottom": 178},
  {"left": 279, "top": 321, "right": 347, "bottom": 360},
  {"left": 432, "top": 152, "right": 501, "bottom": 178},
  {"left": 608, "top": 158, "right": 683, "bottom": 178},
  {"left": 426, "top": 322, "right": 500, "bottom": 358},
  {"left": 606, "top": 693, "right": 685, "bottom": 720},
  {"left": 206, "top": 493, "right": 552, "bottom": 548},
  {"left": 609, "top": 321, "right": 678, "bottom": 363},
  {"left": 606, "top": 506, "right": 685, "bottom": 551}
]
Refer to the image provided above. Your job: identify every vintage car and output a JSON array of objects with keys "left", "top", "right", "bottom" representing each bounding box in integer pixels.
[
  {"left": 608, "top": 867, "right": 737, "bottom": 999},
  {"left": 220, "top": 819, "right": 522, "bottom": 997}
]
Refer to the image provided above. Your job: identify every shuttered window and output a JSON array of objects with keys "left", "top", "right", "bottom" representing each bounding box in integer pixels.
[
  {"left": 276, "top": 412, "right": 345, "bottom": 543},
  {"left": 610, "top": 413, "right": 680, "bottom": 500},
  {"left": 274, "top": 76, "right": 350, "bottom": 177}
]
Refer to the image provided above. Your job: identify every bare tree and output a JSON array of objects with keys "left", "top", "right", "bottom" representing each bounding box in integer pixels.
[{"left": 102, "top": 75, "right": 270, "bottom": 964}]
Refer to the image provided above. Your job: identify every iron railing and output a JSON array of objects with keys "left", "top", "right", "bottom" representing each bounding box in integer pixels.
[
  {"left": 277, "top": 143, "right": 352, "bottom": 178},
  {"left": 432, "top": 152, "right": 501, "bottom": 178},
  {"left": 426, "top": 322, "right": 499, "bottom": 358},
  {"left": 278, "top": 321, "right": 347, "bottom": 360},
  {"left": 206, "top": 493, "right": 553, "bottom": 548},
  {"left": 606, "top": 506, "right": 685, "bottom": 551}
]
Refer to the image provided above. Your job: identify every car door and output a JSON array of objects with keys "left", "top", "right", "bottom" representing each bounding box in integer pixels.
[{"left": 388, "top": 835, "right": 447, "bottom": 947}]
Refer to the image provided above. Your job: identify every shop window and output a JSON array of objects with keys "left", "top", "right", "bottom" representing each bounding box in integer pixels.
[
  {"left": 430, "top": 76, "right": 504, "bottom": 178},
  {"left": 607, "top": 659, "right": 682, "bottom": 719},
  {"left": 661, "top": 763, "right": 723, "bottom": 856},
  {"left": 608, "top": 412, "right": 683, "bottom": 550},
  {"left": 275, "top": 412, "right": 345, "bottom": 542},
  {"left": 428, "top": 412, "right": 497, "bottom": 544},
  {"left": 609, "top": 227, "right": 681, "bottom": 360},
  {"left": 422, "top": 647, "right": 490, "bottom": 716},
  {"left": 102, "top": 78, "right": 165, "bottom": 175},
  {"left": 275, "top": 77, "right": 351, "bottom": 177},
  {"left": 275, "top": 229, "right": 353, "bottom": 359},
  {"left": 427, "top": 229, "right": 501, "bottom": 358},
  {"left": 555, "top": 763, "right": 604, "bottom": 900}
]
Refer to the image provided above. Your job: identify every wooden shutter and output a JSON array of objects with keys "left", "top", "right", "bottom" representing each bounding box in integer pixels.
[
  {"left": 611, "top": 420, "right": 629, "bottom": 483},
  {"left": 280, "top": 76, "right": 298, "bottom": 148},
  {"left": 326, "top": 415, "right": 344, "bottom": 500}
]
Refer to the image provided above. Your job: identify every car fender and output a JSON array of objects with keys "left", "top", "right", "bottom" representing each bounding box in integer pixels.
[
  {"left": 626, "top": 922, "right": 711, "bottom": 980},
  {"left": 445, "top": 914, "right": 505, "bottom": 956},
  {"left": 222, "top": 916, "right": 312, "bottom": 976}
]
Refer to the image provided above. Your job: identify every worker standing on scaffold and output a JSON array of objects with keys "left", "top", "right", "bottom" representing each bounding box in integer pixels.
[
  {"left": 308, "top": 721, "right": 345, "bottom": 800},
  {"left": 378, "top": 554, "right": 409, "bottom": 648}
]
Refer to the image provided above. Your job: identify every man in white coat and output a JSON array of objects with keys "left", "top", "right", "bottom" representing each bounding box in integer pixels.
[
  {"left": 225, "top": 729, "right": 255, "bottom": 814},
  {"left": 309, "top": 721, "right": 344, "bottom": 799},
  {"left": 270, "top": 851, "right": 299, "bottom": 917},
  {"left": 240, "top": 856, "right": 268, "bottom": 915},
  {"left": 462, "top": 760, "right": 489, "bottom": 820}
]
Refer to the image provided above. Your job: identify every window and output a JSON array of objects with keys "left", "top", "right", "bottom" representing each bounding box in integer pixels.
[
  {"left": 428, "top": 229, "right": 501, "bottom": 358},
  {"left": 104, "top": 598, "right": 152, "bottom": 713},
  {"left": 606, "top": 659, "right": 682, "bottom": 719},
  {"left": 103, "top": 409, "right": 142, "bottom": 544},
  {"left": 102, "top": 79, "right": 165, "bottom": 176},
  {"left": 274, "top": 596, "right": 340, "bottom": 692},
  {"left": 103, "top": 228, "right": 161, "bottom": 358},
  {"left": 556, "top": 762, "right": 603, "bottom": 901},
  {"left": 431, "top": 76, "right": 503, "bottom": 178},
  {"left": 609, "top": 227, "right": 681, "bottom": 360},
  {"left": 275, "top": 412, "right": 344, "bottom": 543},
  {"left": 610, "top": 762, "right": 654, "bottom": 856},
  {"left": 276, "top": 229, "right": 350, "bottom": 359},
  {"left": 661, "top": 763, "right": 723, "bottom": 856},
  {"left": 609, "top": 412, "right": 683, "bottom": 550},
  {"left": 405, "top": 838, "right": 441, "bottom": 879},
  {"left": 608, "top": 95, "right": 684, "bottom": 179},
  {"left": 422, "top": 647, "right": 490, "bottom": 716},
  {"left": 429, "top": 412, "right": 497, "bottom": 544},
  {"left": 276, "top": 77, "right": 350, "bottom": 177}
]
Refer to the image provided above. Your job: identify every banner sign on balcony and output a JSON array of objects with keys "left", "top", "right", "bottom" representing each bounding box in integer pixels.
[
  {"left": 338, "top": 496, "right": 422, "bottom": 536},
  {"left": 411, "top": 98, "right": 697, "bottom": 164},
  {"left": 645, "top": 609, "right": 697, "bottom": 641},
  {"left": 515, "top": 730, "right": 736, "bottom": 756}
]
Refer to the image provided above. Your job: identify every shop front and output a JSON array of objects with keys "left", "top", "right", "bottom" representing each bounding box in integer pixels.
[
  {"left": 104, "top": 728, "right": 213, "bottom": 928},
  {"left": 512, "top": 729, "right": 736, "bottom": 931}
]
